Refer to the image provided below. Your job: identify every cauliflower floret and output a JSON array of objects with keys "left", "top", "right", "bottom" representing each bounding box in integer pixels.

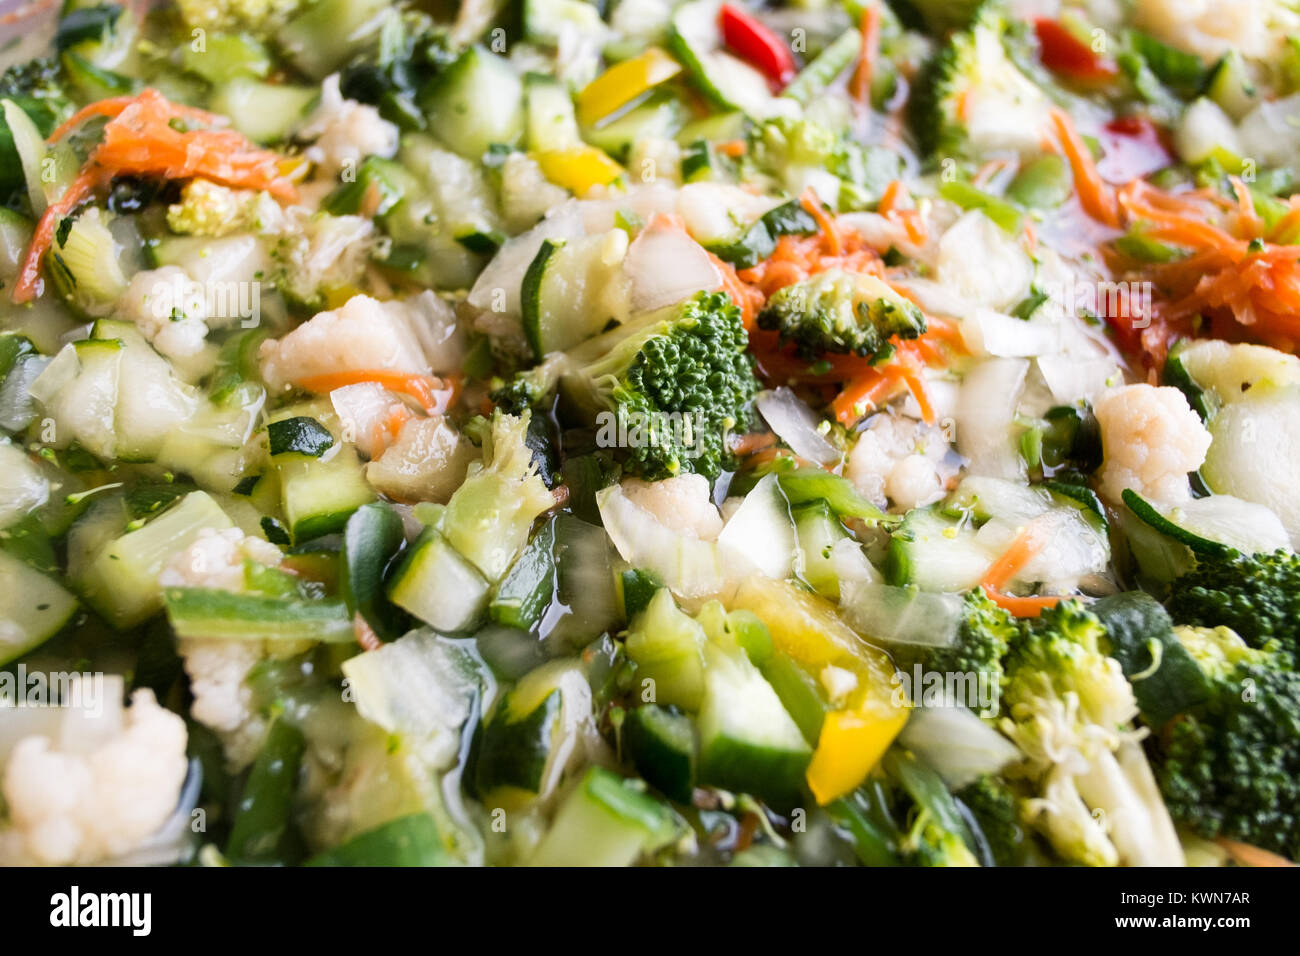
[
  {"left": 365, "top": 415, "right": 477, "bottom": 503},
  {"left": 621, "top": 474, "right": 723, "bottom": 540},
  {"left": 299, "top": 74, "right": 400, "bottom": 181},
  {"left": 0, "top": 686, "right": 188, "bottom": 866},
  {"left": 848, "top": 414, "right": 956, "bottom": 512},
  {"left": 1095, "top": 384, "right": 1212, "bottom": 505},
  {"left": 115, "top": 266, "right": 211, "bottom": 360},
  {"left": 167, "top": 178, "right": 285, "bottom": 238},
  {"left": 258, "top": 293, "right": 433, "bottom": 393},
  {"left": 175, "top": 0, "right": 299, "bottom": 31},
  {"left": 271, "top": 210, "right": 375, "bottom": 308},
  {"left": 1135, "top": 0, "right": 1298, "bottom": 64},
  {"left": 160, "top": 528, "right": 287, "bottom": 771}
]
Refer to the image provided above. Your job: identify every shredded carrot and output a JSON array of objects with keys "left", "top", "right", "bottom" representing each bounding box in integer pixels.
[
  {"left": 715, "top": 139, "right": 748, "bottom": 158},
  {"left": 1229, "top": 176, "right": 1264, "bottom": 240},
  {"left": 296, "top": 370, "right": 457, "bottom": 413},
  {"left": 893, "top": 344, "right": 935, "bottom": 424},
  {"left": 1214, "top": 838, "right": 1297, "bottom": 867},
  {"left": 878, "top": 180, "right": 905, "bottom": 217},
  {"left": 1049, "top": 107, "right": 1119, "bottom": 228},
  {"left": 729, "top": 431, "right": 778, "bottom": 456},
  {"left": 800, "top": 188, "right": 842, "bottom": 257},
  {"left": 709, "top": 252, "right": 760, "bottom": 328},
  {"left": 12, "top": 89, "right": 298, "bottom": 304},
  {"left": 831, "top": 365, "right": 902, "bottom": 425},
  {"left": 353, "top": 613, "right": 383, "bottom": 652},
  {"left": 984, "top": 590, "right": 1062, "bottom": 618},
  {"left": 850, "top": 3, "right": 880, "bottom": 107},
  {"left": 981, "top": 520, "right": 1051, "bottom": 593}
]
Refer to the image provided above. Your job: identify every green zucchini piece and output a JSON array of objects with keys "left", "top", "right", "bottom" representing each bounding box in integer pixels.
[
  {"left": 226, "top": 718, "right": 306, "bottom": 863},
  {"left": 624, "top": 704, "right": 697, "bottom": 803},
  {"left": 527, "top": 766, "right": 680, "bottom": 866},
  {"left": 306, "top": 813, "right": 452, "bottom": 866},
  {"left": 267, "top": 416, "right": 335, "bottom": 459},
  {"left": 341, "top": 502, "right": 407, "bottom": 640},
  {"left": 163, "top": 588, "right": 354, "bottom": 642}
]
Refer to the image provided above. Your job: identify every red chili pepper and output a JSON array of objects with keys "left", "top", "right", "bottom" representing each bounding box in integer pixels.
[
  {"left": 720, "top": 3, "right": 797, "bottom": 91},
  {"left": 1034, "top": 18, "right": 1117, "bottom": 81}
]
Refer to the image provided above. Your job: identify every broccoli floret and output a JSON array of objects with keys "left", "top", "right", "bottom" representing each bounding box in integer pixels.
[
  {"left": 908, "top": 7, "right": 1051, "bottom": 158},
  {"left": 956, "top": 774, "right": 1033, "bottom": 867},
  {"left": 756, "top": 268, "right": 927, "bottom": 361},
  {"left": 890, "top": 588, "right": 1021, "bottom": 694},
  {"left": 1165, "top": 549, "right": 1300, "bottom": 663},
  {"left": 338, "top": 11, "right": 457, "bottom": 128},
  {"left": 1143, "top": 625, "right": 1300, "bottom": 861},
  {"left": 902, "top": 811, "right": 981, "bottom": 866},
  {"left": 999, "top": 601, "right": 1184, "bottom": 866},
  {"left": 561, "top": 291, "right": 759, "bottom": 481},
  {"left": 0, "top": 57, "right": 70, "bottom": 133},
  {"left": 746, "top": 116, "right": 900, "bottom": 211},
  {"left": 175, "top": 0, "right": 300, "bottom": 32},
  {"left": 884, "top": 750, "right": 982, "bottom": 866}
]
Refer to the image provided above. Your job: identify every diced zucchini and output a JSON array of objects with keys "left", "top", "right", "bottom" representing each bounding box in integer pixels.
[
  {"left": 398, "top": 135, "right": 504, "bottom": 253},
  {"left": 340, "top": 501, "right": 408, "bottom": 640},
  {"left": 0, "top": 549, "right": 78, "bottom": 665},
  {"left": 267, "top": 416, "right": 336, "bottom": 458},
  {"left": 886, "top": 506, "right": 992, "bottom": 593},
  {"left": 1205, "top": 49, "right": 1257, "bottom": 120},
  {"left": 697, "top": 640, "right": 812, "bottom": 808},
  {"left": 581, "top": 91, "right": 687, "bottom": 162},
  {"left": 544, "top": 513, "right": 619, "bottom": 647},
  {"left": 668, "top": 0, "right": 787, "bottom": 119},
  {"left": 525, "top": 72, "right": 583, "bottom": 152},
  {"left": 527, "top": 766, "right": 680, "bottom": 866},
  {"left": 47, "top": 210, "right": 128, "bottom": 315},
  {"left": 386, "top": 527, "right": 490, "bottom": 632},
  {"left": 624, "top": 704, "right": 697, "bottom": 803},
  {"left": 1124, "top": 488, "right": 1290, "bottom": 563},
  {"left": 276, "top": 0, "right": 393, "bottom": 79},
  {"left": 305, "top": 814, "right": 452, "bottom": 866},
  {"left": 780, "top": 27, "right": 859, "bottom": 105},
  {"left": 146, "top": 233, "right": 270, "bottom": 287},
  {"left": 419, "top": 46, "right": 524, "bottom": 160},
  {"left": 702, "top": 198, "right": 817, "bottom": 269},
  {"left": 617, "top": 567, "right": 662, "bottom": 620},
  {"left": 208, "top": 78, "right": 317, "bottom": 144},
  {"left": 792, "top": 499, "right": 851, "bottom": 600},
  {"left": 524, "top": 0, "right": 608, "bottom": 47},
  {"left": 758, "top": 653, "right": 829, "bottom": 746},
  {"left": 77, "top": 491, "right": 234, "bottom": 629},
  {"left": 490, "top": 516, "right": 557, "bottom": 631},
  {"left": 520, "top": 232, "right": 629, "bottom": 357},
  {"left": 180, "top": 32, "right": 271, "bottom": 84},
  {"left": 163, "top": 588, "right": 354, "bottom": 642},
  {"left": 35, "top": 339, "right": 122, "bottom": 460},
  {"left": 715, "top": 472, "right": 795, "bottom": 582},
  {"left": 624, "top": 588, "right": 708, "bottom": 711}
]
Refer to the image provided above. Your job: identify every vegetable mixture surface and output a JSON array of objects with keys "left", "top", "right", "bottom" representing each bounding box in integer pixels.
[{"left": 1, "top": 0, "right": 1299, "bottom": 868}]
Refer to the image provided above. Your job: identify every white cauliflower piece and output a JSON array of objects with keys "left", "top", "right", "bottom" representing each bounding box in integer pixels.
[
  {"left": 161, "top": 528, "right": 287, "bottom": 771},
  {"left": 258, "top": 293, "right": 430, "bottom": 393},
  {"left": 271, "top": 210, "right": 374, "bottom": 307},
  {"left": 300, "top": 74, "right": 400, "bottom": 180},
  {"left": 1095, "top": 384, "right": 1212, "bottom": 505},
  {"left": 0, "top": 687, "right": 188, "bottom": 866},
  {"left": 115, "top": 266, "right": 210, "bottom": 360},
  {"left": 620, "top": 474, "right": 723, "bottom": 541},
  {"left": 848, "top": 414, "right": 956, "bottom": 512},
  {"left": 365, "top": 415, "right": 477, "bottom": 503},
  {"left": 1135, "top": 0, "right": 1298, "bottom": 64}
]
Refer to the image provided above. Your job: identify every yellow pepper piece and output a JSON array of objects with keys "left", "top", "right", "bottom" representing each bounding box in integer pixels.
[
  {"left": 534, "top": 146, "right": 624, "bottom": 196},
  {"left": 576, "top": 47, "right": 682, "bottom": 127},
  {"left": 730, "top": 576, "right": 910, "bottom": 804}
]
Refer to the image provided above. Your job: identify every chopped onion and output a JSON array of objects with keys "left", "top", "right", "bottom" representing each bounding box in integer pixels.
[
  {"left": 966, "top": 307, "right": 1061, "bottom": 357},
  {"left": 331, "top": 381, "right": 398, "bottom": 459},
  {"left": 897, "top": 706, "right": 1021, "bottom": 790},
  {"left": 1036, "top": 353, "right": 1119, "bottom": 405},
  {"left": 756, "top": 388, "right": 841, "bottom": 466},
  {"left": 839, "top": 581, "right": 965, "bottom": 647},
  {"left": 597, "top": 484, "right": 725, "bottom": 598},
  {"left": 623, "top": 220, "right": 722, "bottom": 313},
  {"left": 716, "top": 473, "right": 795, "bottom": 581}
]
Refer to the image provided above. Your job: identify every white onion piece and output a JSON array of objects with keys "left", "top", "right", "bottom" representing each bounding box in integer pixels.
[
  {"left": 756, "top": 388, "right": 841, "bottom": 466},
  {"left": 966, "top": 308, "right": 1062, "bottom": 357},
  {"left": 467, "top": 202, "right": 583, "bottom": 317},
  {"left": 897, "top": 706, "right": 1021, "bottom": 790},
  {"left": 716, "top": 473, "right": 795, "bottom": 581},
  {"left": 623, "top": 220, "right": 721, "bottom": 313},
  {"left": 1036, "top": 354, "right": 1119, "bottom": 405},
  {"left": 331, "top": 381, "right": 399, "bottom": 459},
  {"left": 838, "top": 581, "right": 964, "bottom": 648},
  {"left": 955, "top": 357, "right": 1029, "bottom": 481},
  {"left": 597, "top": 484, "right": 725, "bottom": 598}
]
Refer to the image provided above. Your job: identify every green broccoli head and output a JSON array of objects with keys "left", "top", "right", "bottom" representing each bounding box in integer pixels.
[
  {"left": 0, "top": 58, "right": 70, "bottom": 133},
  {"left": 746, "top": 116, "right": 900, "bottom": 211},
  {"left": 891, "top": 588, "right": 1021, "bottom": 691},
  {"left": 490, "top": 353, "right": 567, "bottom": 416},
  {"left": 956, "top": 774, "right": 1032, "bottom": 867},
  {"left": 908, "top": 7, "right": 1050, "bottom": 158},
  {"left": 1165, "top": 549, "right": 1300, "bottom": 663},
  {"left": 1149, "top": 625, "right": 1300, "bottom": 861},
  {"left": 902, "top": 812, "right": 981, "bottom": 867},
  {"left": 755, "top": 269, "right": 927, "bottom": 361},
  {"left": 564, "top": 291, "right": 759, "bottom": 481}
]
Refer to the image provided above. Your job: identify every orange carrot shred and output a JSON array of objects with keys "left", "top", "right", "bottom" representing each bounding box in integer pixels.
[
  {"left": 1049, "top": 107, "right": 1119, "bottom": 228},
  {"left": 981, "top": 520, "right": 1051, "bottom": 592},
  {"left": 850, "top": 3, "right": 880, "bottom": 107}
]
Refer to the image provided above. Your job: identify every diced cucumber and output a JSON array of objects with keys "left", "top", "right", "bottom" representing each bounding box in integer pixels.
[
  {"left": 624, "top": 588, "right": 708, "bottom": 711},
  {"left": 668, "top": 0, "right": 787, "bottom": 119},
  {"left": 386, "top": 527, "right": 490, "bottom": 632},
  {"left": 1205, "top": 49, "right": 1257, "bottom": 120},
  {"left": 1123, "top": 489, "right": 1290, "bottom": 561},
  {"left": 341, "top": 502, "right": 408, "bottom": 640},
  {"left": 582, "top": 91, "right": 687, "bottom": 162},
  {"left": 490, "top": 516, "right": 557, "bottom": 631},
  {"left": 276, "top": 0, "right": 393, "bottom": 79},
  {"left": 886, "top": 507, "right": 992, "bottom": 593},
  {"left": 697, "top": 640, "right": 812, "bottom": 808},
  {"left": 163, "top": 588, "right": 354, "bottom": 642},
  {"left": 521, "top": 231, "right": 629, "bottom": 357},
  {"left": 77, "top": 491, "right": 234, "bottom": 629},
  {"left": 35, "top": 339, "right": 122, "bottom": 460},
  {"left": 525, "top": 72, "right": 583, "bottom": 152},
  {"left": 792, "top": 499, "right": 850, "bottom": 601},
  {"left": 47, "top": 210, "right": 128, "bottom": 315},
  {"left": 306, "top": 813, "right": 452, "bottom": 866},
  {"left": 780, "top": 27, "right": 859, "bottom": 105},
  {"left": 419, "top": 46, "right": 524, "bottom": 160},
  {"left": 524, "top": 0, "right": 608, "bottom": 47},
  {"left": 0, "top": 549, "right": 78, "bottom": 665},
  {"left": 624, "top": 704, "right": 697, "bottom": 803},
  {"left": 90, "top": 319, "right": 199, "bottom": 463},
  {"left": 758, "top": 653, "right": 829, "bottom": 746},
  {"left": 208, "top": 78, "right": 317, "bottom": 144},
  {"left": 527, "top": 766, "right": 680, "bottom": 866}
]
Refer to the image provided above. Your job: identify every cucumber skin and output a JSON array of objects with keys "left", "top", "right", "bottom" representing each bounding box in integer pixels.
[
  {"left": 472, "top": 689, "right": 561, "bottom": 797},
  {"left": 520, "top": 238, "right": 563, "bottom": 359},
  {"left": 490, "top": 518, "right": 557, "bottom": 631},
  {"left": 698, "top": 732, "right": 810, "bottom": 811},
  {"left": 305, "top": 813, "right": 452, "bottom": 866},
  {"left": 625, "top": 705, "right": 697, "bottom": 803}
]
